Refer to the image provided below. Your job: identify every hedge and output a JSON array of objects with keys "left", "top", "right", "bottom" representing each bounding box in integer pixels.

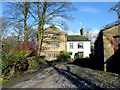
[
  {"left": 57, "top": 51, "right": 71, "bottom": 62},
  {"left": 2, "top": 54, "right": 29, "bottom": 77}
]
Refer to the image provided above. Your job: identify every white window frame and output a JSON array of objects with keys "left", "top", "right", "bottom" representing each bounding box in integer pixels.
[
  {"left": 48, "top": 34, "right": 56, "bottom": 37},
  {"left": 46, "top": 43, "right": 59, "bottom": 48},
  {"left": 45, "top": 53, "right": 58, "bottom": 58},
  {"left": 78, "top": 42, "right": 83, "bottom": 49},
  {"left": 69, "top": 42, "right": 73, "bottom": 49}
]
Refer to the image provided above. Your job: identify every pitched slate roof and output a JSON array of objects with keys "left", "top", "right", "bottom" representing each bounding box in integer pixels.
[
  {"left": 44, "top": 25, "right": 65, "bottom": 35},
  {"left": 67, "top": 35, "right": 90, "bottom": 41}
]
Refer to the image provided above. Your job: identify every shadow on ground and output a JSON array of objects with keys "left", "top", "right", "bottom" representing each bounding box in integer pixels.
[
  {"left": 52, "top": 65, "right": 101, "bottom": 89},
  {"left": 71, "top": 58, "right": 100, "bottom": 70},
  {"left": 106, "top": 48, "right": 120, "bottom": 74}
]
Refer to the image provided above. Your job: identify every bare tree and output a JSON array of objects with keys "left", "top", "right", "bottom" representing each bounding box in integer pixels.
[
  {"left": 12, "top": 23, "right": 24, "bottom": 43},
  {"left": 29, "top": 2, "right": 75, "bottom": 56},
  {"left": 2, "top": 17, "right": 10, "bottom": 39},
  {"left": 4, "top": 2, "right": 31, "bottom": 42},
  {"left": 27, "top": 27, "right": 38, "bottom": 42},
  {"left": 109, "top": 2, "right": 120, "bottom": 19},
  {"left": 85, "top": 27, "right": 98, "bottom": 46},
  {"left": 2, "top": 35, "right": 18, "bottom": 55},
  {"left": 4, "top": 1, "right": 75, "bottom": 55},
  {"left": 0, "top": 17, "right": 2, "bottom": 38}
]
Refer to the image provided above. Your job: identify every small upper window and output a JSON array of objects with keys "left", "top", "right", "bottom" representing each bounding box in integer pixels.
[
  {"left": 52, "top": 34, "right": 56, "bottom": 37},
  {"left": 46, "top": 43, "right": 59, "bottom": 48},
  {"left": 52, "top": 37, "right": 56, "bottom": 39},
  {"left": 78, "top": 42, "right": 83, "bottom": 48},
  {"left": 56, "top": 33, "right": 60, "bottom": 36},
  {"left": 48, "top": 34, "right": 56, "bottom": 37},
  {"left": 48, "top": 34, "right": 51, "bottom": 37},
  {"left": 69, "top": 43, "right": 73, "bottom": 49}
]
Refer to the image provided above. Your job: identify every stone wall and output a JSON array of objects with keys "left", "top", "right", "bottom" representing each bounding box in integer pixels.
[
  {"left": 94, "top": 31, "right": 104, "bottom": 70},
  {"left": 103, "top": 24, "right": 120, "bottom": 71},
  {"left": 95, "top": 24, "right": 120, "bottom": 72}
]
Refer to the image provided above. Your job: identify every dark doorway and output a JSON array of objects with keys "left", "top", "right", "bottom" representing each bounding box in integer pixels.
[
  {"left": 113, "top": 36, "right": 120, "bottom": 53},
  {"left": 78, "top": 52, "right": 83, "bottom": 58}
]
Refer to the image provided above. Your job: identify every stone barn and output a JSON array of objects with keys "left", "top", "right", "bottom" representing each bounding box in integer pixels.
[{"left": 94, "top": 23, "right": 120, "bottom": 73}]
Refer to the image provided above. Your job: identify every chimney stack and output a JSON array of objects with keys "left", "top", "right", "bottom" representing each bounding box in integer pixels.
[{"left": 80, "top": 28, "right": 84, "bottom": 36}]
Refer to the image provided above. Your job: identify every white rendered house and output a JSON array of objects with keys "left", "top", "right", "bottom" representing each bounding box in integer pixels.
[{"left": 67, "top": 35, "right": 91, "bottom": 58}]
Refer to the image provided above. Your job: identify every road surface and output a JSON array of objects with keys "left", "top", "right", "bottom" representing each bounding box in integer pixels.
[{"left": 2, "top": 63, "right": 120, "bottom": 89}]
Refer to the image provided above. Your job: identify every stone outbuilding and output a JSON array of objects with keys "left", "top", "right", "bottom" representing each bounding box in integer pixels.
[{"left": 94, "top": 23, "right": 120, "bottom": 73}]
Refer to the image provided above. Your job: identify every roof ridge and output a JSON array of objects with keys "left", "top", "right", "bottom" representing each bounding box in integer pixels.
[
  {"left": 68, "top": 35, "right": 82, "bottom": 36},
  {"left": 67, "top": 35, "right": 86, "bottom": 37},
  {"left": 67, "top": 35, "right": 90, "bottom": 41}
]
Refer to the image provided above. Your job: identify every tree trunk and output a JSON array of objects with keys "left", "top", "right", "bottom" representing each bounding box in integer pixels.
[
  {"left": 37, "top": 2, "right": 42, "bottom": 56},
  {"left": 37, "top": 30, "right": 43, "bottom": 56},
  {"left": 24, "top": 2, "right": 30, "bottom": 43},
  {"left": 17, "top": 34, "right": 20, "bottom": 44},
  {"left": 37, "top": 2, "right": 47, "bottom": 56},
  {"left": 24, "top": 9, "right": 28, "bottom": 43},
  {"left": 23, "top": 2, "right": 30, "bottom": 50},
  {"left": 24, "top": 15, "right": 28, "bottom": 50}
]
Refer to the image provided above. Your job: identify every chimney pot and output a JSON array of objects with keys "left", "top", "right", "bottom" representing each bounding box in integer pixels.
[{"left": 80, "top": 28, "right": 84, "bottom": 36}]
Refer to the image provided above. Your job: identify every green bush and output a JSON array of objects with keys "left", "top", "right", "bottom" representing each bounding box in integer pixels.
[
  {"left": 1, "top": 79, "right": 9, "bottom": 84},
  {"left": 57, "top": 51, "right": 71, "bottom": 62},
  {"left": 16, "top": 50, "right": 32, "bottom": 57},
  {"left": 2, "top": 54, "right": 29, "bottom": 77},
  {"left": 27, "top": 56, "right": 46, "bottom": 69},
  {"left": 85, "top": 56, "right": 89, "bottom": 59},
  {"left": 74, "top": 53, "right": 80, "bottom": 59}
]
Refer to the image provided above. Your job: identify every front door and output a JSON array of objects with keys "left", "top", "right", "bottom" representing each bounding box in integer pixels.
[
  {"left": 78, "top": 52, "right": 84, "bottom": 58},
  {"left": 113, "top": 36, "right": 120, "bottom": 53}
]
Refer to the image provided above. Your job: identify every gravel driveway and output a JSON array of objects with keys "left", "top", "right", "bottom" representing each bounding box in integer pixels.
[{"left": 2, "top": 63, "right": 120, "bottom": 89}]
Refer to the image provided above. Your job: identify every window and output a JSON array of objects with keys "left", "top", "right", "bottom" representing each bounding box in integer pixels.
[
  {"left": 78, "top": 42, "right": 83, "bottom": 48},
  {"left": 48, "top": 34, "right": 51, "bottom": 37},
  {"left": 46, "top": 43, "right": 59, "bottom": 48},
  {"left": 53, "top": 53, "right": 57, "bottom": 57},
  {"left": 119, "top": 26, "right": 120, "bottom": 34},
  {"left": 46, "top": 44, "right": 51, "bottom": 47},
  {"left": 69, "top": 43, "right": 73, "bottom": 49},
  {"left": 56, "top": 33, "right": 60, "bottom": 36},
  {"left": 48, "top": 34, "right": 56, "bottom": 39},
  {"left": 118, "top": 40, "right": 120, "bottom": 48},
  {"left": 48, "top": 34, "right": 56, "bottom": 37},
  {"left": 52, "top": 37, "right": 56, "bottom": 39},
  {"left": 47, "top": 53, "right": 51, "bottom": 57},
  {"left": 45, "top": 53, "right": 57, "bottom": 58},
  {"left": 78, "top": 52, "right": 83, "bottom": 58},
  {"left": 52, "top": 34, "right": 56, "bottom": 37}
]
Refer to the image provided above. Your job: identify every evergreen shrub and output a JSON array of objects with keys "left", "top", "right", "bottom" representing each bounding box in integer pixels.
[{"left": 57, "top": 51, "right": 71, "bottom": 62}]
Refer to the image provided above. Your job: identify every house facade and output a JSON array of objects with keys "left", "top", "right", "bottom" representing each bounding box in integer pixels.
[
  {"left": 41, "top": 25, "right": 91, "bottom": 61},
  {"left": 94, "top": 23, "right": 120, "bottom": 72},
  {"left": 67, "top": 35, "right": 91, "bottom": 58},
  {"left": 41, "top": 25, "right": 67, "bottom": 61}
]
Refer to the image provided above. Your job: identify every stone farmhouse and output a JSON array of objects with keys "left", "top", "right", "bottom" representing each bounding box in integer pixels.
[
  {"left": 41, "top": 25, "right": 91, "bottom": 61},
  {"left": 94, "top": 23, "right": 120, "bottom": 73},
  {"left": 41, "top": 25, "right": 67, "bottom": 61}
]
